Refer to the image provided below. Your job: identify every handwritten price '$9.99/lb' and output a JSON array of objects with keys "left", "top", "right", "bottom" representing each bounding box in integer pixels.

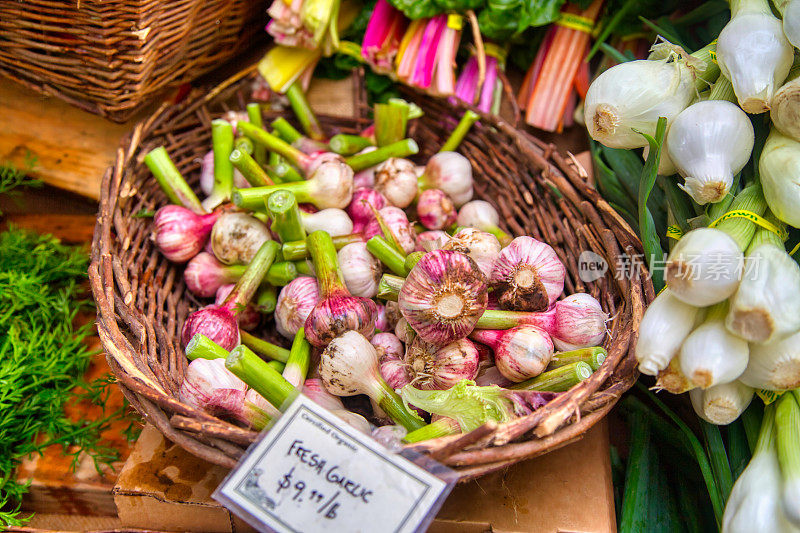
[{"left": 277, "top": 466, "right": 343, "bottom": 519}]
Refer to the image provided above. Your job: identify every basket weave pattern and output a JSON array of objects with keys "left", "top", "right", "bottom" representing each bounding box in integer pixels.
[
  {"left": 89, "top": 71, "right": 652, "bottom": 480},
  {"left": 0, "top": 0, "right": 266, "bottom": 121}
]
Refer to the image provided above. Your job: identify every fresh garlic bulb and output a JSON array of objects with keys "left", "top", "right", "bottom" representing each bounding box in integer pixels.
[
  {"left": 679, "top": 308, "right": 749, "bottom": 389},
  {"left": 667, "top": 100, "right": 754, "bottom": 205},
  {"left": 399, "top": 250, "right": 488, "bottom": 345},
  {"left": 740, "top": 330, "right": 800, "bottom": 390},
  {"left": 363, "top": 206, "right": 417, "bottom": 254},
  {"left": 585, "top": 58, "right": 697, "bottom": 149},
  {"left": 275, "top": 276, "right": 320, "bottom": 338},
  {"left": 760, "top": 128, "right": 800, "bottom": 227},
  {"left": 490, "top": 236, "right": 565, "bottom": 311},
  {"left": 471, "top": 326, "right": 554, "bottom": 382},
  {"left": 727, "top": 243, "right": 800, "bottom": 343},
  {"left": 374, "top": 158, "right": 419, "bottom": 208},
  {"left": 371, "top": 332, "right": 404, "bottom": 363},
  {"left": 416, "top": 189, "right": 457, "bottom": 230},
  {"left": 337, "top": 242, "right": 382, "bottom": 298},
  {"left": 300, "top": 208, "right": 354, "bottom": 237},
  {"left": 179, "top": 358, "right": 247, "bottom": 409},
  {"left": 716, "top": 0, "right": 793, "bottom": 113},
  {"left": 636, "top": 289, "right": 701, "bottom": 376},
  {"left": 404, "top": 337, "right": 480, "bottom": 390},
  {"left": 690, "top": 381, "right": 754, "bottom": 425},
  {"left": 419, "top": 152, "right": 474, "bottom": 206},
  {"left": 416, "top": 230, "right": 451, "bottom": 252},
  {"left": 211, "top": 212, "right": 272, "bottom": 265},
  {"left": 665, "top": 228, "right": 743, "bottom": 307},
  {"left": 442, "top": 228, "right": 501, "bottom": 278}
]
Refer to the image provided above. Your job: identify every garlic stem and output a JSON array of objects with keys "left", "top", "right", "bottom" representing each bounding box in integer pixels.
[
  {"left": 267, "top": 190, "right": 306, "bottom": 242},
  {"left": 204, "top": 119, "right": 235, "bottom": 209},
  {"left": 548, "top": 347, "right": 607, "bottom": 371},
  {"left": 273, "top": 160, "right": 304, "bottom": 182},
  {"left": 440, "top": 110, "right": 479, "bottom": 152},
  {"left": 344, "top": 139, "right": 419, "bottom": 172},
  {"left": 234, "top": 136, "right": 254, "bottom": 155},
  {"left": 246, "top": 103, "right": 267, "bottom": 165},
  {"left": 375, "top": 378, "right": 427, "bottom": 431},
  {"left": 266, "top": 261, "right": 298, "bottom": 286},
  {"left": 222, "top": 241, "right": 280, "bottom": 311},
  {"left": 239, "top": 330, "right": 290, "bottom": 363},
  {"left": 307, "top": 230, "right": 348, "bottom": 297},
  {"left": 294, "top": 260, "right": 313, "bottom": 276},
  {"left": 281, "top": 233, "right": 363, "bottom": 260},
  {"left": 404, "top": 251, "right": 424, "bottom": 272},
  {"left": 286, "top": 82, "right": 326, "bottom": 141},
  {"left": 144, "top": 147, "right": 205, "bottom": 214},
  {"left": 403, "top": 418, "right": 460, "bottom": 443},
  {"left": 475, "top": 309, "right": 554, "bottom": 330},
  {"left": 508, "top": 361, "right": 592, "bottom": 392},
  {"left": 255, "top": 285, "right": 278, "bottom": 313},
  {"left": 329, "top": 134, "right": 373, "bottom": 155},
  {"left": 226, "top": 345, "right": 297, "bottom": 410},
  {"left": 271, "top": 117, "right": 303, "bottom": 143},
  {"left": 237, "top": 121, "right": 310, "bottom": 172},
  {"left": 269, "top": 360, "right": 287, "bottom": 373},
  {"left": 283, "top": 328, "right": 312, "bottom": 387},
  {"left": 374, "top": 102, "right": 409, "bottom": 147},
  {"left": 367, "top": 235, "right": 407, "bottom": 276},
  {"left": 708, "top": 75, "right": 737, "bottom": 104},
  {"left": 230, "top": 149, "right": 273, "bottom": 187},
  {"left": 186, "top": 334, "right": 229, "bottom": 361},
  {"left": 377, "top": 274, "right": 404, "bottom": 301}
]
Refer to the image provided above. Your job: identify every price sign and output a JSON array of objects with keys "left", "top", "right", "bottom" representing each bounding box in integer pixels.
[{"left": 214, "top": 395, "right": 454, "bottom": 533}]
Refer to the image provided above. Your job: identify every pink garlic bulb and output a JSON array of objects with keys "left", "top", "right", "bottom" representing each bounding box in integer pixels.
[
  {"left": 442, "top": 228, "right": 501, "bottom": 278},
  {"left": 399, "top": 250, "right": 488, "bottom": 345},
  {"left": 153, "top": 205, "right": 219, "bottom": 263},
  {"left": 184, "top": 252, "right": 242, "bottom": 298},
  {"left": 490, "top": 236, "right": 566, "bottom": 312},
  {"left": 275, "top": 276, "right": 320, "bottom": 339},
  {"left": 302, "top": 378, "right": 346, "bottom": 411},
  {"left": 337, "top": 242, "right": 382, "bottom": 298},
  {"left": 371, "top": 332, "right": 404, "bottom": 363},
  {"left": 475, "top": 365, "right": 514, "bottom": 387},
  {"left": 417, "top": 189, "right": 457, "bottom": 230},
  {"left": 374, "top": 157, "right": 419, "bottom": 208},
  {"left": 550, "top": 293, "right": 608, "bottom": 351},
  {"left": 347, "top": 188, "right": 387, "bottom": 233},
  {"left": 363, "top": 206, "right": 416, "bottom": 254},
  {"left": 180, "top": 304, "right": 241, "bottom": 350},
  {"left": 210, "top": 212, "right": 272, "bottom": 265},
  {"left": 380, "top": 359, "right": 412, "bottom": 390},
  {"left": 471, "top": 326, "right": 554, "bottom": 382},
  {"left": 416, "top": 230, "right": 451, "bottom": 252},
  {"left": 404, "top": 337, "right": 480, "bottom": 390},
  {"left": 419, "top": 152, "right": 474, "bottom": 206}
]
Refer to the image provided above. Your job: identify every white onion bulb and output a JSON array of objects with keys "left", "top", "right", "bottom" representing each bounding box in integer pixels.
[
  {"left": 636, "top": 289, "right": 701, "bottom": 376},
  {"left": 667, "top": 100, "right": 754, "bottom": 205},
  {"left": 740, "top": 330, "right": 800, "bottom": 391},
  {"left": 690, "top": 381, "right": 754, "bottom": 425}
]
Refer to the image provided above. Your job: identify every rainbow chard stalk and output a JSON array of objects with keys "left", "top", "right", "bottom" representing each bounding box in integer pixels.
[
  {"left": 489, "top": 236, "right": 566, "bottom": 312},
  {"left": 144, "top": 147, "right": 205, "bottom": 214},
  {"left": 457, "top": 201, "right": 512, "bottom": 245},
  {"left": 304, "top": 230, "right": 378, "bottom": 347},
  {"left": 320, "top": 331, "right": 425, "bottom": 431},
  {"left": 475, "top": 293, "right": 608, "bottom": 351},
  {"left": 361, "top": 0, "right": 408, "bottom": 74},
  {"left": 429, "top": 15, "right": 461, "bottom": 97},
  {"left": 152, "top": 205, "right": 219, "bottom": 263},
  {"left": 181, "top": 241, "right": 280, "bottom": 350},
  {"left": 401, "top": 380, "right": 556, "bottom": 443},
  {"left": 452, "top": 54, "right": 503, "bottom": 113},
  {"left": 399, "top": 249, "right": 488, "bottom": 345},
  {"left": 404, "top": 337, "right": 481, "bottom": 390},
  {"left": 471, "top": 326, "right": 554, "bottom": 382},
  {"left": 283, "top": 328, "right": 312, "bottom": 387},
  {"left": 202, "top": 120, "right": 236, "bottom": 210}
]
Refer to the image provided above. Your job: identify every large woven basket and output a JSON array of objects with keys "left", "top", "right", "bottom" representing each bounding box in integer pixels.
[
  {"left": 0, "top": 0, "right": 266, "bottom": 122},
  {"left": 89, "top": 68, "right": 653, "bottom": 481}
]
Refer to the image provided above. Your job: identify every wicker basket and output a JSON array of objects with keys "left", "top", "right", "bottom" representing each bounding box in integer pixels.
[
  {"left": 89, "top": 68, "right": 653, "bottom": 481},
  {"left": 0, "top": 0, "right": 267, "bottom": 122}
]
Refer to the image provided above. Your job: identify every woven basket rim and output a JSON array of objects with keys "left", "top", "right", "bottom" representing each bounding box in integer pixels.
[{"left": 89, "top": 67, "right": 652, "bottom": 481}]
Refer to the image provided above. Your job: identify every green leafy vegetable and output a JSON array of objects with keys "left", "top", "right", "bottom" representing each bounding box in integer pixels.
[{"left": 0, "top": 227, "right": 131, "bottom": 527}]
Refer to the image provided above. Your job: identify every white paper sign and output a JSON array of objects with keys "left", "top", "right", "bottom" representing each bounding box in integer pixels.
[{"left": 214, "top": 395, "right": 453, "bottom": 533}]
